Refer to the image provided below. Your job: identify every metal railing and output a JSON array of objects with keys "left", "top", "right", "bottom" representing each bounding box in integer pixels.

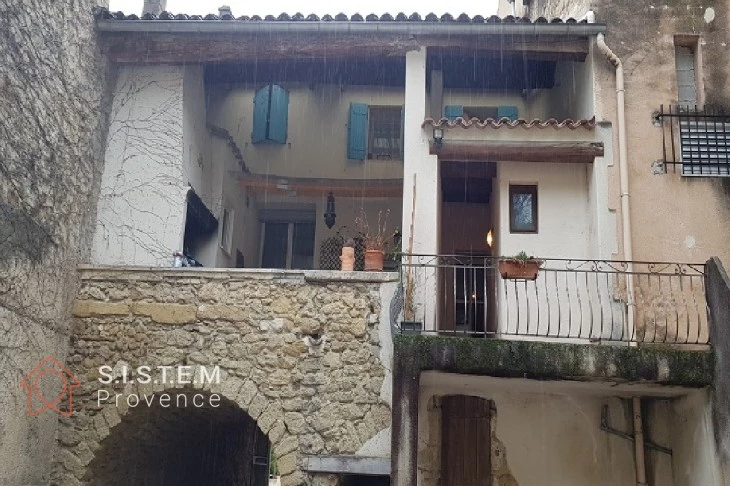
[
  {"left": 658, "top": 104, "right": 730, "bottom": 176},
  {"left": 400, "top": 254, "right": 709, "bottom": 346}
]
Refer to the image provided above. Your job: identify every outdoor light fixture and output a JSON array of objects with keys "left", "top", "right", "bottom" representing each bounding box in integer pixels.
[
  {"left": 433, "top": 127, "right": 444, "bottom": 147},
  {"left": 324, "top": 192, "right": 336, "bottom": 229},
  {"left": 486, "top": 229, "right": 494, "bottom": 248}
]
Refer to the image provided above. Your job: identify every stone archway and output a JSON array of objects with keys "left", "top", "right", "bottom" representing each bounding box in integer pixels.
[{"left": 85, "top": 389, "right": 272, "bottom": 486}]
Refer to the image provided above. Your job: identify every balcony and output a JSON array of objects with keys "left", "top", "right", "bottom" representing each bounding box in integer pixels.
[{"left": 399, "top": 254, "right": 710, "bottom": 347}]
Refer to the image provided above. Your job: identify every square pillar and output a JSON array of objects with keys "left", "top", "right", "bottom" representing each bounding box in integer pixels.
[{"left": 402, "top": 47, "right": 440, "bottom": 331}]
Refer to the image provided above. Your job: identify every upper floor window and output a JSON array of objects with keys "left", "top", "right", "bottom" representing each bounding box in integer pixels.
[
  {"left": 252, "top": 84, "right": 289, "bottom": 144},
  {"left": 674, "top": 36, "right": 701, "bottom": 108},
  {"left": 348, "top": 103, "right": 403, "bottom": 160}
]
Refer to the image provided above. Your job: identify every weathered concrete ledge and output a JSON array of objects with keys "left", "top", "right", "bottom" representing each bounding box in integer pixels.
[
  {"left": 393, "top": 334, "right": 714, "bottom": 387},
  {"left": 77, "top": 264, "right": 399, "bottom": 283}
]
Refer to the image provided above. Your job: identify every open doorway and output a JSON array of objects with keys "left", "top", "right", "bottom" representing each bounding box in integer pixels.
[{"left": 440, "top": 162, "right": 497, "bottom": 335}]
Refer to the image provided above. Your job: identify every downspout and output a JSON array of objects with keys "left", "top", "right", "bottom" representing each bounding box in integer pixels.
[
  {"left": 596, "top": 30, "right": 646, "bottom": 486},
  {"left": 595, "top": 31, "right": 636, "bottom": 340}
]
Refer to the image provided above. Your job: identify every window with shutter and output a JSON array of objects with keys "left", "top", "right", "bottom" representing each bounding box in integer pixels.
[
  {"left": 348, "top": 102, "right": 368, "bottom": 160},
  {"left": 252, "top": 84, "right": 289, "bottom": 144},
  {"left": 444, "top": 105, "right": 464, "bottom": 120},
  {"left": 497, "top": 105, "right": 519, "bottom": 121}
]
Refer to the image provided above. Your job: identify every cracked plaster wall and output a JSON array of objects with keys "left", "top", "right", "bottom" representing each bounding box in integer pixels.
[
  {"left": 418, "top": 384, "right": 679, "bottom": 486},
  {"left": 0, "top": 0, "right": 109, "bottom": 484}
]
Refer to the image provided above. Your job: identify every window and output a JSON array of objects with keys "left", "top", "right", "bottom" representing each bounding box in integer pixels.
[
  {"left": 368, "top": 107, "right": 403, "bottom": 159},
  {"left": 674, "top": 36, "right": 701, "bottom": 108},
  {"left": 347, "top": 103, "right": 403, "bottom": 160},
  {"left": 219, "top": 207, "right": 233, "bottom": 253},
  {"left": 252, "top": 84, "right": 289, "bottom": 144},
  {"left": 444, "top": 104, "right": 518, "bottom": 121},
  {"left": 509, "top": 185, "right": 538, "bottom": 233},
  {"left": 259, "top": 209, "right": 315, "bottom": 269}
]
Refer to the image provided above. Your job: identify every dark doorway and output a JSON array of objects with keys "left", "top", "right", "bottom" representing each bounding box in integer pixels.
[
  {"left": 340, "top": 475, "right": 390, "bottom": 486},
  {"left": 86, "top": 391, "right": 271, "bottom": 486},
  {"left": 440, "top": 162, "right": 497, "bottom": 335}
]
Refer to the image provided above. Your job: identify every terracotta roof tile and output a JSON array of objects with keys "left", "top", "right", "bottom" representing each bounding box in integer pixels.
[
  {"left": 94, "top": 8, "right": 587, "bottom": 25},
  {"left": 423, "top": 116, "right": 597, "bottom": 130}
]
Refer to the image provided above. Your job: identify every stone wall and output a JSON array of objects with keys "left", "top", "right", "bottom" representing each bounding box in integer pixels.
[
  {"left": 0, "top": 1, "right": 109, "bottom": 484},
  {"left": 53, "top": 267, "right": 396, "bottom": 486}
]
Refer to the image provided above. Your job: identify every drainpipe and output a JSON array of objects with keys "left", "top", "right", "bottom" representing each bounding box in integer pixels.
[
  {"left": 632, "top": 397, "right": 648, "bottom": 486},
  {"left": 597, "top": 31, "right": 644, "bottom": 486},
  {"left": 596, "top": 31, "right": 636, "bottom": 342}
]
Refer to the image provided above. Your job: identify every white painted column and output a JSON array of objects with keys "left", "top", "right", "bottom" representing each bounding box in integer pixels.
[{"left": 402, "top": 47, "right": 440, "bottom": 331}]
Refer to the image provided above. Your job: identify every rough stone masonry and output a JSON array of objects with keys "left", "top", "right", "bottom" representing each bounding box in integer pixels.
[
  {"left": 53, "top": 267, "right": 396, "bottom": 486},
  {"left": 0, "top": 0, "right": 109, "bottom": 484}
]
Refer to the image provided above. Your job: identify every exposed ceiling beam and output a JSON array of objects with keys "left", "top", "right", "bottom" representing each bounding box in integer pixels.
[
  {"left": 100, "top": 33, "right": 589, "bottom": 63},
  {"left": 432, "top": 141, "right": 604, "bottom": 163},
  {"left": 233, "top": 172, "right": 403, "bottom": 198}
]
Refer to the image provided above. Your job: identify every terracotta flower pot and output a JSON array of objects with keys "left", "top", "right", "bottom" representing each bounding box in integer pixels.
[
  {"left": 364, "top": 249, "right": 385, "bottom": 271},
  {"left": 340, "top": 246, "right": 355, "bottom": 271},
  {"left": 498, "top": 259, "right": 543, "bottom": 280}
]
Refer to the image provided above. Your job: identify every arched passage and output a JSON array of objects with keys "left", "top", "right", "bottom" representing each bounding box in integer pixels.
[{"left": 86, "top": 389, "right": 272, "bottom": 486}]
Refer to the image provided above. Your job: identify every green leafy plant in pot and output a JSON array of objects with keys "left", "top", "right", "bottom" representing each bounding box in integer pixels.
[{"left": 498, "top": 251, "right": 544, "bottom": 280}]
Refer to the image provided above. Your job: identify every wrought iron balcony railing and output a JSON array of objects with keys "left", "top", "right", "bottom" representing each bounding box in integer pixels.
[{"left": 399, "top": 254, "right": 709, "bottom": 346}]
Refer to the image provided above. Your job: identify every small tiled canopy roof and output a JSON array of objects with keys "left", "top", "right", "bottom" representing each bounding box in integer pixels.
[
  {"left": 423, "top": 117, "right": 597, "bottom": 130},
  {"left": 94, "top": 9, "right": 588, "bottom": 24}
]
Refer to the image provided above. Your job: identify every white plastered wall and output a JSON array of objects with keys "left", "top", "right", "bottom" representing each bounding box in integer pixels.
[
  {"left": 497, "top": 161, "right": 593, "bottom": 259},
  {"left": 92, "top": 65, "right": 188, "bottom": 266}
]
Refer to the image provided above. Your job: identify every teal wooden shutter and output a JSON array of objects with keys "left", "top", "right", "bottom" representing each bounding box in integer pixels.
[
  {"left": 498, "top": 105, "right": 518, "bottom": 121},
  {"left": 252, "top": 85, "right": 270, "bottom": 143},
  {"left": 348, "top": 103, "right": 368, "bottom": 160},
  {"left": 444, "top": 105, "right": 463, "bottom": 120},
  {"left": 268, "top": 84, "right": 289, "bottom": 144}
]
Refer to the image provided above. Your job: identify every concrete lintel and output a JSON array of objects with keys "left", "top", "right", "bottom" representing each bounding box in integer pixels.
[{"left": 303, "top": 455, "right": 390, "bottom": 476}]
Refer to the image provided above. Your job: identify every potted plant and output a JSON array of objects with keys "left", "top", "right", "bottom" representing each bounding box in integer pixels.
[
  {"left": 355, "top": 209, "right": 391, "bottom": 271},
  {"left": 498, "top": 251, "right": 544, "bottom": 280},
  {"left": 401, "top": 275, "right": 422, "bottom": 333}
]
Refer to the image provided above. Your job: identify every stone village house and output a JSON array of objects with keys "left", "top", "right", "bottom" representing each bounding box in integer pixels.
[{"left": 2, "top": 0, "right": 730, "bottom": 485}]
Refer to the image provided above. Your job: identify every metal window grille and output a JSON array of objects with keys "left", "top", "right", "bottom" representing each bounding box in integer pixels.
[{"left": 659, "top": 104, "right": 730, "bottom": 176}]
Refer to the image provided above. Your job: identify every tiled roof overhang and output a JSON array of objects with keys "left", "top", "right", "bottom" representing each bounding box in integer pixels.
[
  {"left": 423, "top": 117, "right": 597, "bottom": 130},
  {"left": 93, "top": 8, "right": 606, "bottom": 36}
]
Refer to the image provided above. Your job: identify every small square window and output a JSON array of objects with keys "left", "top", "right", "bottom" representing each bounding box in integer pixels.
[
  {"left": 509, "top": 185, "right": 538, "bottom": 233},
  {"left": 368, "top": 106, "right": 402, "bottom": 160}
]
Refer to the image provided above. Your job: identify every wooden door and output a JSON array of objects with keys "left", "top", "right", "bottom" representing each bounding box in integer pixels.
[{"left": 442, "top": 395, "right": 491, "bottom": 486}]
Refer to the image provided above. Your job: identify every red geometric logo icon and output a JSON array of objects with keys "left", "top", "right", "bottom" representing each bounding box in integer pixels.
[{"left": 20, "top": 356, "right": 80, "bottom": 417}]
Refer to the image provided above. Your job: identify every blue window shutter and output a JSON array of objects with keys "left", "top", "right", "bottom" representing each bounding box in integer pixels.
[
  {"left": 498, "top": 105, "right": 518, "bottom": 121},
  {"left": 348, "top": 102, "right": 368, "bottom": 161},
  {"left": 444, "top": 105, "right": 463, "bottom": 120},
  {"left": 252, "top": 85, "right": 270, "bottom": 144},
  {"left": 268, "top": 84, "right": 289, "bottom": 144}
]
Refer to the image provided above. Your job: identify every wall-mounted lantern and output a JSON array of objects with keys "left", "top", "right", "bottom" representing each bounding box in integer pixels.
[
  {"left": 324, "top": 192, "right": 336, "bottom": 229},
  {"left": 433, "top": 127, "right": 444, "bottom": 147},
  {"left": 486, "top": 229, "right": 494, "bottom": 248}
]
